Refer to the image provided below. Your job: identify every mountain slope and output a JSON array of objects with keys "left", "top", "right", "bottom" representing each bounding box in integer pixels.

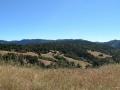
[
  {"left": 0, "top": 39, "right": 120, "bottom": 68},
  {"left": 0, "top": 39, "right": 90, "bottom": 45},
  {"left": 1, "top": 39, "right": 120, "bottom": 49},
  {"left": 0, "top": 39, "right": 55, "bottom": 45},
  {"left": 103, "top": 40, "right": 120, "bottom": 49}
]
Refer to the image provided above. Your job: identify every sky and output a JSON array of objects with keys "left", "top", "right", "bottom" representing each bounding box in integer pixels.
[{"left": 0, "top": 0, "right": 120, "bottom": 42}]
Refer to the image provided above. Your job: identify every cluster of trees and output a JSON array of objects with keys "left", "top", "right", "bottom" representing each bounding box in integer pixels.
[
  {"left": 0, "top": 53, "right": 44, "bottom": 66},
  {"left": 53, "top": 55, "right": 80, "bottom": 68},
  {"left": 0, "top": 53, "right": 81, "bottom": 68}
]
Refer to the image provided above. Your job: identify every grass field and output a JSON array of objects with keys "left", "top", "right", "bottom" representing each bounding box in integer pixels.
[{"left": 0, "top": 64, "right": 120, "bottom": 90}]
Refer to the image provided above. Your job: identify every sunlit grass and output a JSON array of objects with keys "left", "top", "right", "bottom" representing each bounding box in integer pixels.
[{"left": 0, "top": 64, "right": 120, "bottom": 90}]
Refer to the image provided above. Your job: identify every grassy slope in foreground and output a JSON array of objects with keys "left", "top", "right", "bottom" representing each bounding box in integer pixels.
[{"left": 0, "top": 64, "right": 120, "bottom": 90}]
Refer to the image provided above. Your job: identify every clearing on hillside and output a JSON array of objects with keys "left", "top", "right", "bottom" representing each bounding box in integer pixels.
[{"left": 87, "top": 50, "right": 112, "bottom": 58}]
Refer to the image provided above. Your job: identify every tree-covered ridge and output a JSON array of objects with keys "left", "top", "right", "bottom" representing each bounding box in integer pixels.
[
  {"left": 0, "top": 40, "right": 120, "bottom": 68},
  {"left": 103, "top": 40, "right": 120, "bottom": 49}
]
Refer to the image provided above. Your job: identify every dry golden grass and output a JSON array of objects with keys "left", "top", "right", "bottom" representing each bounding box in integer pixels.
[
  {"left": 41, "top": 51, "right": 90, "bottom": 68},
  {"left": 62, "top": 55, "right": 91, "bottom": 69},
  {"left": 0, "top": 50, "right": 89, "bottom": 68},
  {"left": 0, "top": 50, "right": 38, "bottom": 56},
  {"left": 0, "top": 64, "right": 120, "bottom": 90},
  {"left": 41, "top": 52, "right": 57, "bottom": 61},
  {"left": 39, "top": 59, "right": 52, "bottom": 66},
  {"left": 87, "top": 50, "right": 112, "bottom": 58}
]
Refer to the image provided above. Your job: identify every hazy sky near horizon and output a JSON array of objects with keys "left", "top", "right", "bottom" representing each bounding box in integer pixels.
[{"left": 0, "top": 0, "right": 120, "bottom": 42}]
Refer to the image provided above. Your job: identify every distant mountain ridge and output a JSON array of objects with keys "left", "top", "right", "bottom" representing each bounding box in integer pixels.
[
  {"left": 103, "top": 40, "right": 120, "bottom": 49},
  {"left": 0, "top": 39, "right": 88, "bottom": 45},
  {"left": 0, "top": 39, "right": 54, "bottom": 45},
  {"left": 1, "top": 39, "right": 120, "bottom": 49}
]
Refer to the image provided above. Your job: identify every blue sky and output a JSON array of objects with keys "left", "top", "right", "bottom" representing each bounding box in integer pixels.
[{"left": 0, "top": 0, "right": 120, "bottom": 42}]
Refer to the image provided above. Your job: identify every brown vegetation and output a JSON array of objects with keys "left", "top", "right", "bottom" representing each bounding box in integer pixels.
[
  {"left": 62, "top": 55, "right": 91, "bottom": 69},
  {"left": 39, "top": 59, "right": 52, "bottom": 66},
  {"left": 0, "top": 50, "right": 38, "bottom": 56},
  {"left": 87, "top": 50, "right": 112, "bottom": 58},
  {"left": 0, "top": 64, "right": 120, "bottom": 90},
  {"left": 41, "top": 51, "right": 90, "bottom": 68},
  {"left": 41, "top": 52, "right": 57, "bottom": 61}
]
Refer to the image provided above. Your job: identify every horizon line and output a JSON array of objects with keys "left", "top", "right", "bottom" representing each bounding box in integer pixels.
[{"left": 0, "top": 38, "right": 119, "bottom": 42}]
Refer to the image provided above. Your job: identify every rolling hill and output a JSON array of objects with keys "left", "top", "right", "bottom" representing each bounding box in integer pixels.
[
  {"left": 0, "top": 39, "right": 92, "bottom": 45},
  {"left": 103, "top": 40, "right": 120, "bottom": 49},
  {"left": 0, "top": 39, "right": 120, "bottom": 68},
  {"left": 1, "top": 39, "right": 120, "bottom": 49}
]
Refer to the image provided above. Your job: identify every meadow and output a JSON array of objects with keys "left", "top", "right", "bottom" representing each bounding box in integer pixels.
[{"left": 0, "top": 64, "right": 120, "bottom": 90}]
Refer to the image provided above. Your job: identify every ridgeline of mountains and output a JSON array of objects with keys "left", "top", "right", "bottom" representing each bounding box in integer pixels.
[
  {"left": 102, "top": 40, "right": 120, "bottom": 49},
  {"left": 1, "top": 39, "right": 120, "bottom": 49},
  {"left": 0, "top": 39, "right": 120, "bottom": 68}
]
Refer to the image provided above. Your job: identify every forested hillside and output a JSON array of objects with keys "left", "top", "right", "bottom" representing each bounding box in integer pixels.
[
  {"left": 0, "top": 40, "right": 120, "bottom": 68},
  {"left": 103, "top": 40, "right": 120, "bottom": 49}
]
